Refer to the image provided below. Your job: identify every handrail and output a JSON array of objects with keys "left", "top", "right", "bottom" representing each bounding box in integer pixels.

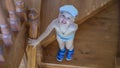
[{"left": 6, "top": 24, "right": 27, "bottom": 68}]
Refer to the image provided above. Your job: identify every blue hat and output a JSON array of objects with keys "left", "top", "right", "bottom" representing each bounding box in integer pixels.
[{"left": 59, "top": 5, "right": 78, "bottom": 17}]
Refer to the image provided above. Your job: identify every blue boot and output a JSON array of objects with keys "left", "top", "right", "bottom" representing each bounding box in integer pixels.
[
  {"left": 56, "top": 48, "right": 66, "bottom": 62},
  {"left": 66, "top": 49, "right": 74, "bottom": 61}
]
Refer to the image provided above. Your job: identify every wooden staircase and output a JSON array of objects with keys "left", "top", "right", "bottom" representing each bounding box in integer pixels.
[
  {"left": 0, "top": 0, "right": 119, "bottom": 68},
  {"left": 18, "top": 0, "right": 120, "bottom": 68},
  {"left": 40, "top": 0, "right": 119, "bottom": 68}
]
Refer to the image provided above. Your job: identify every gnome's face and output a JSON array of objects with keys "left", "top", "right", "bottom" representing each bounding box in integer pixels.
[{"left": 58, "top": 11, "right": 75, "bottom": 24}]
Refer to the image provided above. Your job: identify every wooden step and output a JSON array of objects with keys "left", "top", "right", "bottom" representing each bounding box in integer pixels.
[{"left": 41, "top": 63, "right": 95, "bottom": 68}]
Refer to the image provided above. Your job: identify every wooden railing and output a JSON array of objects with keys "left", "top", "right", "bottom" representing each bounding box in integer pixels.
[
  {"left": 0, "top": 0, "right": 43, "bottom": 68},
  {"left": 19, "top": 0, "right": 42, "bottom": 68}
]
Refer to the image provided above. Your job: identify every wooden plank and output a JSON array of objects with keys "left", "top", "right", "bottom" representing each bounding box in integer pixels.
[{"left": 41, "top": 63, "right": 95, "bottom": 68}]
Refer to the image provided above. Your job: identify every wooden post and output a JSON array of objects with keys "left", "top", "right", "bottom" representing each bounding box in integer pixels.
[
  {"left": 5, "top": 0, "right": 21, "bottom": 31},
  {"left": 26, "top": 46, "right": 37, "bottom": 68},
  {"left": 25, "top": 0, "right": 42, "bottom": 68},
  {"left": 27, "top": 9, "right": 40, "bottom": 68},
  {"left": 28, "top": 9, "right": 39, "bottom": 39}
]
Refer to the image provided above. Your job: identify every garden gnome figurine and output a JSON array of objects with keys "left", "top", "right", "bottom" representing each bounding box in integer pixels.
[{"left": 28, "top": 5, "right": 78, "bottom": 62}]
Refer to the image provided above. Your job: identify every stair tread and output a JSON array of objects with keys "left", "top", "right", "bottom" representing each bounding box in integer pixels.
[{"left": 41, "top": 62, "right": 95, "bottom": 68}]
